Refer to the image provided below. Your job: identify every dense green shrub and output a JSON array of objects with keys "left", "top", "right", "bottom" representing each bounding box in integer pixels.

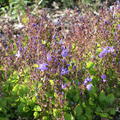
[{"left": 0, "top": 1, "right": 120, "bottom": 119}]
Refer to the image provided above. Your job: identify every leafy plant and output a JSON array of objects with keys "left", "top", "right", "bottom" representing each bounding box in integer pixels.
[{"left": 0, "top": 1, "right": 120, "bottom": 119}]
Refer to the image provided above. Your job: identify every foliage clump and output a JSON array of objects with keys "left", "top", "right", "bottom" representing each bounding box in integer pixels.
[{"left": 0, "top": 2, "right": 120, "bottom": 120}]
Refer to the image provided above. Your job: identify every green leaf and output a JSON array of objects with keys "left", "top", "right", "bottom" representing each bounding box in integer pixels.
[
  {"left": 85, "top": 107, "right": 92, "bottom": 118},
  {"left": 42, "top": 116, "right": 49, "bottom": 120},
  {"left": 49, "top": 80, "right": 54, "bottom": 86},
  {"left": 33, "top": 64, "right": 39, "bottom": 68},
  {"left": 88, "top": 97, "right": 94, "bottom": 106},
  {"left": 33, "top": 105, "right": 42, "bottom": 112},
  {"left": 17, "top": 103, "right": 25, "bottom": 112},
  {"left": 74, "top": 104, "right": 83, "bottom": 117},
  {"left": 0, "top": 117, "right": 9, "bottom": 120},
  {"left": 12, "top": 84, "right": 29, "bottom": 96},
  {"left": 53, "top": 109, "right": 61, "bottom": 117},
  {"left": 109, "top": 108, "right": 116, "bottom": 115},
  {"left": 106, "top": 94, "right": 115, "bottom": 105},
  {"left": 86, "top": 61, "right": 94, "bottom": 69},
  {"left": 54, "top": 92, "right": 58, "bottom": 98},
  {"left": 32, "top": 96, "right": 37, "bottom": 103},
  {"left": 99, "top": 91, "right": 107, "bottom": 104},
  {"left": 96, "top": 48, "right": 102, "bottom": 54},
  {"left": 96, "top": 106, "right": 102, "bottom": 113},
  {"left": 34, "top": 111, "right": 39, "bottom": 119},
  {"left": 82, "top": 102, "right": 86, "bottom": 108},
  {"left": 97, "top": 112, "right": 109, "bottom": 118},
  {"left": 64, "top": 113, "right": 74, "bottom": 120},
  {"left": 23, "top": 106, "right": 30, "bottom": 112}
]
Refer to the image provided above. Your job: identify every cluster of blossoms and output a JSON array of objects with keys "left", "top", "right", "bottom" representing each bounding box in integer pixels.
[
  {"left": 99, "top": 46, "right": 114, "bottom": 58},
  {"left": 61, "top": 48, "right": 69, "bottom": 57},
  {"left": 0, "top": 3, "right": 120, "bottom": 119},
  {"left": 83, "top": 77, "right": 92, "bottom": 85},
  {"left": 83, "top": 77, "right": 93, "bottom": 91},
  {"left": 35, "top": 42, "right": 69, "bottom": 75},
  {"left": 61, "top": 67, "right": 69, "bottom": 75}
]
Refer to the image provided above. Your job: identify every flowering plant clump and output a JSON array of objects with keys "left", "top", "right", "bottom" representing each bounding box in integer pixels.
[{"left": 0, "top": 2, "right": 120, "bottom": 120}]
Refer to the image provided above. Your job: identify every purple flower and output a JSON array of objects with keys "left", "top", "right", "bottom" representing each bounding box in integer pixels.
[
  {"left": 104, "top": 20, "right": 110, "bottom": 24},
  {"left": 37, "top": 63, "right": 48, "bottom": 71},
  {"left": 99, "top": 46, "right": 114, "bottom": 58},
  {"left": 117, "top": 24, "right": 120, "bottom": 30},
  {"left": 101, "top": 74, "right": 107, "bottom": 82},
  {"left": 61, "top": 49, "right": 69, "bottom": 57},
  {"left": 73, "top": 66, "right": 76, "bottom": 70},
  {"left": 61, "top": 84, "right": 67, "bottom": 89},
  {"left": 99, "top": 47, "right": 108, "bottom": 58},
  {"left": 86, "top": 84, "right": 93, "bottom": 91},
  {"left": 103, "top": 79, "right": 107, "bottom": 82},
  {"left": 101, "top": 74, "right": 106, "bottom": 79},
  {"left": 32, "top": 23, "right": 37, "bottom": 27},
  {"left": 61, "top": 67, "right": 69, "bottom": 75},
  {"left": 52, "top": 33, "right": 56, "bottom": 39},
  {"left": 59, "top": 39, "right": 64, "bottom": 44},
  {"left": 61, "top": 45, "right": 66, "bottom": 50},
  {"left": 47, "top": 54, "right": 52, "bottom": 61},
  {"left": 107, "top": 46, "right": 114, "bottom": 53},
  {"left": 83, "top": 77, "right": 92, "bottom": 85},
  {"left": 67, "top": 64, "right": 70, "bottom": 67}
]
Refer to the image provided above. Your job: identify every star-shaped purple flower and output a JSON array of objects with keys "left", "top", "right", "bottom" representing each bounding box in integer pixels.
[
  {"left": 61, "top": 67, "right": 69, "bottom": 75},
  {"left": 37, "top": 63, "right": 48, "bottom": 71}
]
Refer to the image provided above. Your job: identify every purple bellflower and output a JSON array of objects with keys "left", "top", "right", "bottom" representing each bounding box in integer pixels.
[
  {"left": 37, "top": 63, "right": 48, "bottom": 71},
  {"left": 101, "top": 74, "right": 106, "bottom": 79},
  {"left": 83, "top": 77, "right": 92, "bottom": 85},
  {"left": 47, "top": 54, "right": 52, "bottom": 62},
  {"left": 61, "top": 49, "right": 69, "bottom": 57},
  {"left": 61, "top": 67, "right": 69, "bottom": 75},
  {"left": 61, "top": 84, "right": 67, "bottom": 89},
  {"left": 101, "top": 74, "right": 107, "bottom": 82},
  {"left": 99, "top": 46, "right": 114, "bottom": 58},
  {"left": 59, "top": 39, "right": 64, "bottom": 44},
  {"left": 86, "top": 84, "right": 93, "bottom": 91},
  {"left": 107, "top": 46, "right": 114, "bottom": 53}
]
